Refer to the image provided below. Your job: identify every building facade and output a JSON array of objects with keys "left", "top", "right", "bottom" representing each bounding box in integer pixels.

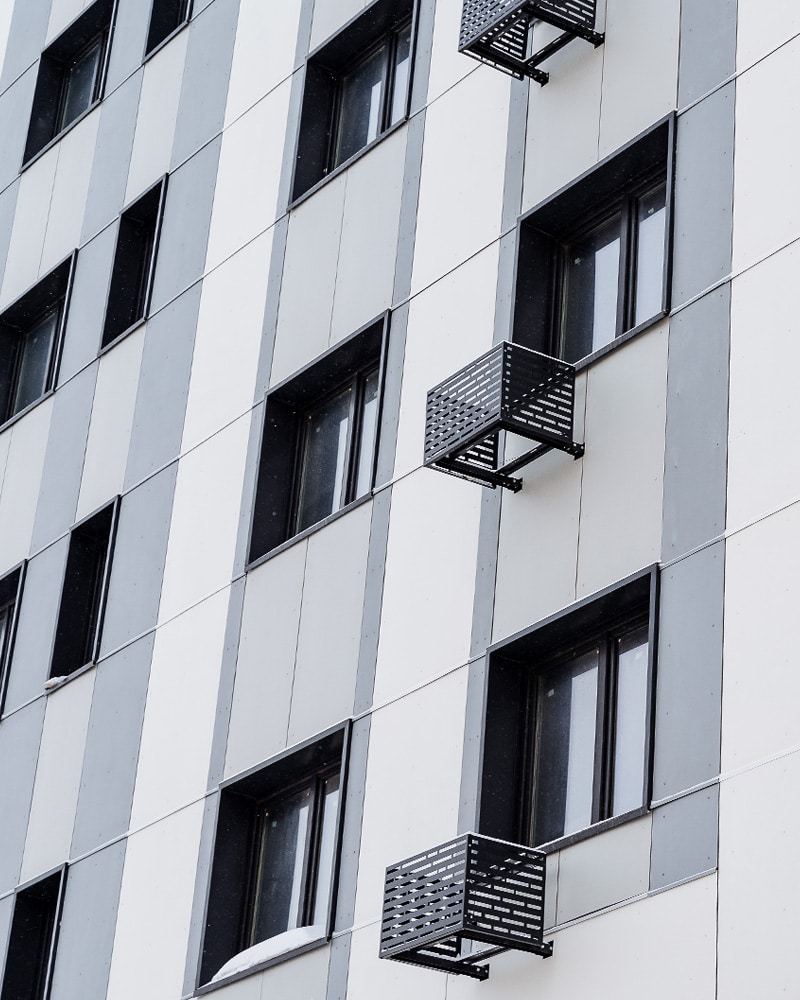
[{"left": 0, "top": 0, "right": 792, "bottom": 997}]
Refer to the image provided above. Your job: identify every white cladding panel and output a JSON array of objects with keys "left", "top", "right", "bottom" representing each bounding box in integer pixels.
[{"left": 1, "top": 148, "right": 58, "bottom": 307}]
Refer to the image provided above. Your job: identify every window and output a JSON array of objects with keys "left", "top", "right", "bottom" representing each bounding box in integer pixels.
[
  {"left": 480, "top": 567, "right": 657, "bottom": 850},
  {"left": 199, "top": 726, "right": 348, "bottom": 986},
  {"left": 0, "top": 565, "right": 24, "bottom": 717},
  {"left": 145, "top": 0, "right": 192, "bottom": 56},
  {"left": 0, "top": 867, "right": 66, "bottom": 1000},
  {"left": 513, "top": 117, "right": 674, "bottom": 365},
  {"left": 50, "top": 500, "right": 119, "bottom": 680},
  {"left": 292, "top": 0, "right": 416, "bottom": 201},
  {"left": 23, "top": 0, "right": 115, "bottom": 165},
  {"left": 101, "top": 177, "right": 167, "bottom": 349},
  {"left": 0, "top": 257, "right": 74, "bottom": 427},
  {"left": 249, "top": 316, "right": 388, "bottom": 561}
]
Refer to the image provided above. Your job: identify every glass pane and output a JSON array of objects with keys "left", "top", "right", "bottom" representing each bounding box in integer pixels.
[
  {"left": 388, "top": 23, "right": 412, "bottom": 126},
  {"left": 532, "top": 649, "right": 599, "bottom": 845},
  {"left": 295, "top": 388, "right": 352, "bottom": 533},
  {"left": 354, "top": 370, "right": 379, "bottom": 498},
  {"left": 334, "top": 45, "right": 388, "bottom": 167},
  {"left": 12, "top": 308, "right": 58, "bottom": 417},
  {"left": 611, "top": 627, "right": 650, "bottom": 816},
  {"left": 59, "top": 38, "right": 102, "bottom": 130},
  {"left": 312, "top": 773, "right": 341, "bottom": 925},
  {"left": 0, "top": 606, "right": 9, "bottom": 672},
  {"left": 561, "top": 215, "right": 621, "bottom": 362},
  {"left": 252, "top": 787, "right": 311, "bottom": 943},
  {"left": 633, "top": 183, "right": 667, "bottom": 326}
]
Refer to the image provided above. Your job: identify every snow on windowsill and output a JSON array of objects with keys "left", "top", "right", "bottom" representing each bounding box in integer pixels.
[{"left": 211, "top": 926, "right": 327, "bottom": 983}]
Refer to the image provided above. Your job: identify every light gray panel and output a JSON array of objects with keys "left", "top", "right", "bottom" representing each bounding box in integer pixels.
[
  {"left": 653, "top": 542, "right": 724, "bottom": 800},
  {"left": 206, "top": 577, "right": 245, "bottom": 787},
  {"left": 671, "top": 83, "right": 735, "bottom": 307},
  {"left": 332, "top": 717, "right": 370, "bottom": 932},
  {"left": 57, "top": 226, "right": 116, "bottom": 383},
  {"left": 0, "top": 0, "right": 51, "bottom": 91},
  {"left": 353, "top": 489, "right": 391, "bottom": 715},
  {"left": 469, "top": 491, "right": 501, "bottom": 656},
  {"left": 81, "top": 71, "right": 143, "bottom": 241},
  {"left": 149, "top": 136, "right": 220, "bottom": 312},
  {"left": 104, "top": 0, "right": 149, "bottom": 93},
  {"left": 457, "top": 654, "right": 487, "bottom": 834},
  {"left": 662, "top": 287, "right": 730, "bottom": 559},
  {"left": 374, "top": 305, "right": 407, "bottom": 486},
  {"left": 0, "top": 68, "right": 36, "bottom": 189},
  {"left": 678, "top": 0, "right": 736, "bottom": 108},
  {"left": 3, "top": 539, "right": 68, "bottom": 713},
  {"left": 231, "top": 404, "right": 264, "bottom": 577},
  {"left": 325, "top": 934, "right": 352, "bottom": 1000},
  {"left": 70, "top": 634, "right": 154, "bottom": 856},
  {"left": 181, "top": 792, "right": 219, "bottom": 996},
  {"left": 0, "top": 182, "right": 20, "bottom": 293},
  {"left": 170, "top": 0, "right": 240, "bottom": 168},
  {"left": 31, "top": 365, "right": 97, "bottom": 551},
  {"left": 650, "top": 786, "right": 719, "bottom": 891},
  {"left": 252, "top": 215, "right": 288, "bottom": 399},
  {"left": 99, "top": 464, "right": 178, "bottom": 654},
  {"left": 391, "top": 114, "right": 425, "bottom": 305},
  {"left": 408, "top": 0, "right": 435, "bottom": 114},
  {"left": 123, "top": 283, "right": 202, "bottom": 487},
  {"left": 49, "top": 841, "right": 126, "bottom": 1000},
  {"left": 0, "top": 699, "right": 46, "bottom": 894}
]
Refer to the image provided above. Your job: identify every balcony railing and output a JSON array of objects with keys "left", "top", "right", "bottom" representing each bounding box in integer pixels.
[
  {"left": 459, "top": 0, "right": 604, "bottom": 84},
  {"left": 424, "top": 342, "right": 584, "bottom": 492},
  {"left": 380, "top": 833, "right": 553, "bottom": 981}
]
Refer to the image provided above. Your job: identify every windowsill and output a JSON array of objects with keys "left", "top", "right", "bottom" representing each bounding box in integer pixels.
[
  {"left": 195, "top": 929, "right": 329, "bottom": 995},
  {"left": 535, "top": 805, "right": 649, "bottom": 856},
  {"left": 21, "top": 100, "right": 102, "bottom": 173},
  {"left": 98, "top": 316, "right": 147, "bottom": 357},
  {"left": 288, "top": 117, "right": 408, "bottom": 212},
  {"left": 45, "top": 660, "right": 96, "bottom": 693},
  {"left": 573, "top": 309, "right": 668, "bottom": 373},
  {"left": 0, "top": 387, "right": 56, "bottom": 437},
  {"left": 246, "top": 493, "right": 373, "bottom": 572},
  {"left": 142, "top": 18, "right": 191, "bottom": 63}
]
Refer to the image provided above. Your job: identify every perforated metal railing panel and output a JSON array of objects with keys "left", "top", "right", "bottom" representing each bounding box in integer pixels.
[
  {"left": 500, "top": 342, "right": 576, "bottom": 448},
  {"left": 460, "top": 0, "right": 597, "bottom": 46},
  {"left": 459, "top": 0, "right": 529, "bottom": 50}
]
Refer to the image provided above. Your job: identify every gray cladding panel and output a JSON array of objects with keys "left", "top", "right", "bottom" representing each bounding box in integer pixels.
[
  {"left": 181, "top": 793, "right": 218, "bottom": 996},
  {"left": 81, "top": 71, "right": 143, "bottom": 241},
  {"left": 58, "top": 226, "right": 116, "bottom": 383},
  {"left": 99, "top": 464, "right": 178, "bottom": 654},
  {"left": 332, "top": 717, "right": 370, "bottom": 932},
  {"left": 105, "top": 0, "right": 150, "bottom": 93},
  {"left": 0, "top": 182, "right": 19, "bottom": 294},
  {"left": 170, "top": 0, "right": 240, "bottom": 168},
  {"left": 653, "top": 542, "right": 724, "bottom": 800},
  {"left": 4, "top": 539, "right": 68, "bottom": 712},
  {"left": 0, "top": 699, "right": 46, "bottom": 894},
  {"left": 70, "top": 633, "right": 154, "bottom": 856},
  {"left": 0, "top": 68, "right": 36, "bottom": 190},
  {"left": 123, "top": 283, "right": 202, "bottom": 487},
  {"left": 662, "top": 287, "right": 730, "bottom": 559},
  {"left": 678, "top": 0, "right": 736, "bottom": 108},
  {"left": 0, "top": 0, "right": 50, "bottom": 91},
  {"left": 206, "top": 577, "right": 245, "bottom": 788},
  {"left": 650, "top": 786, "right": 719, "bottom": 891},
  {"left": 49, "top": 841, "right": 127, "bottom": 1000},
  {"left": 458, "top": 654, "right": 488, "bottom": 834},
  {"left": 353, "top": 489, "right": 392, "bottom": 715},
  {"left": 31, "top": 364, "right": 98, "bottom": 552},
  {"left": 374, "top": 306, "right": 407, "bottom": 487},
  {"left": 149, "top": 136, "right": 220, "bottom": 313},
  {"left": 671, "top": 83, "right": 735, "bottom": 307}
]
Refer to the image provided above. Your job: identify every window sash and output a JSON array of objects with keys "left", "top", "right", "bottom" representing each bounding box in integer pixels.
[{"left": 56, "top": 33, "right": 105, "bottom": 133}]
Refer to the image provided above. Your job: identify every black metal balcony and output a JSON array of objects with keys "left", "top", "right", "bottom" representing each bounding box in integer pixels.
[
  {"left": 459, "top": 0, "right": 604, "bottom": 84},
  {"left": 424, "top": 342, "right": 583, "bottom": 493},
  {"left": 380, "top": 833, "right": 553, "bottom": 981}
]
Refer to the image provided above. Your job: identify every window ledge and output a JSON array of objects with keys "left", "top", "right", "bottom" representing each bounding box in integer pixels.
[
  {"left": 288, "top": 117, "right": 408, "bottom": 212},
  {"left": 44, "top": 660, "right": 96, "bottom": 694},
  {"left": 535, "top": 806, "right": 649, "bottom": 856},
  {"left": 196, "top": 928, "right": 328, "bottom": 995},
  {"left": 21, "top": 100, "right": 101, "bottom": 173},
  {"left": 98, "top": 317, "right": 146, "bottom": 357},
  {"left": 573, "top": 310, "right": 668, "bottom": 373}
]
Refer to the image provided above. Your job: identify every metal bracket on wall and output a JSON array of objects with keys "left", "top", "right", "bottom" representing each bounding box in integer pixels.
[{"left": 459, "top": 0, "right": 604, "bottom": 84}]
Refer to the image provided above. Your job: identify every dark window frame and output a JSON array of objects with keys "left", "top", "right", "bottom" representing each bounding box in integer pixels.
[
  {"left": 23, "top": 0, "right": 118, "bottom": 168},
  {"left": 479, "top": 566, "right": 659, "bottom": 854},
  {"left": 0, "top": 562, "right": 26, "bottom": 719},
  {"left": 247, "top": 313, "right": 390, "bottom": 565},
  {"left": 198, "top": 723, "right": 351, "bottom": 990},
  {"left": 144, "top": 0, "right": 193, "bottom": 59},
  {"left": 49, "top": 497, "right": 120, "bottom": 682},
  {"left": 512, "top": 114, "right": 676, "bottom": 369},
  {"left": 0, "top": 865, "right": 67, "bottom": 1000},
  {"left": 0, "top": 254, "right": 76, "bottom": 432},
  {"left": 290, "top": 0, "right": 418, "bottom": 204},
  {"left": 100, "top": 175, "right": 168, "bottom": 352}
]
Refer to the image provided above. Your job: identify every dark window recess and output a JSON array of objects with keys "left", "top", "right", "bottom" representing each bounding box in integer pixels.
[
  {"left": 459, "top": 0, "right": 603, "bottom": 84},
  {"left": 514, "top": 117, "right": 674, "bottom": 365},
  {"left": 145, "top": 0, "right": 192, "bottom": 55},
  {"left": 102, "top": 178, "right": 167, "bottom": 348},
  {"left": 0, "top": 565, "right": 24, "bottom": 716},
  {"left": 23, "top": 0, "right": 115, "bottom": 164},
  {"left": 0, "top": 257, "right": 74, "bottom": 427},
  {"left": 0, "top": 868, "right": 66, "bottom": 1000},
  {"left": 292, "top": 0, "right": 416, "bottom": 200},
  {"left": 200, "top": 726, "right": 349, "bottom": 985},
  {"left": 249, "top": 316, "right": 388, "bottom": 560},
  {"left": 480, "top": 567, "right": 658, "bottom": 851},
  {"left": 50, "top": 500, "right": 119, "bottom": 679}
]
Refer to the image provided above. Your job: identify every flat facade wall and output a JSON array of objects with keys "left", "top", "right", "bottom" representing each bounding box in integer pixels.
[{"left": 0, "top": 0, "right": 797, "bottom": 997}]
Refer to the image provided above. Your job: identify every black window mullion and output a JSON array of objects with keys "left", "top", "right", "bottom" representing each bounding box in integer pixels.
[
  {"left": 592, "top": 637, "right": 612, "bottom": 825},
  {"left": 341, "top": 374, "right": 360, "bottom": 506},
  {"left": 300, "top": 775, "right": 328, "bottom": 926},
  {"left": 616, "top": 197, "right": 634, "bottom": 338}
]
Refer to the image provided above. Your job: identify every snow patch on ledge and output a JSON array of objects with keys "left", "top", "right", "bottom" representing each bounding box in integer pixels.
[{"left": 211, "top": 926, "right": 326, "bottom": 983}]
